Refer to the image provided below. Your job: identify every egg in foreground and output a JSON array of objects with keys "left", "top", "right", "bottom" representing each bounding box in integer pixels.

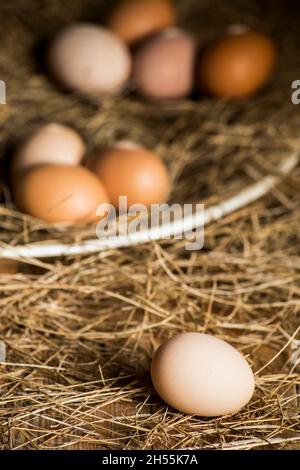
[
  {"left": 12, "top": 124, "right": 85, "bottom": 175},
  {"left": 151, "top": 333, "right": 255, "bottom": 416},
  {"left": 14, "top": 165, "right": 110, "bottom": 223},
  {"left": 88, "top": 142, "right": 171, "bottom": 207}
]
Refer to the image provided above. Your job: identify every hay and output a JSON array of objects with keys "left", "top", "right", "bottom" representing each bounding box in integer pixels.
[{"left": 0, "top": 0, "right": 300, "bottom": 450}]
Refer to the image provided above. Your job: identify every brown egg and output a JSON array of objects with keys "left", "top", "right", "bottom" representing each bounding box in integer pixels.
[
  {"left": 108, "top": 0, "right": 177, "bottom": 45},
  {"left": 198, "top": 29, "right": 276, "bottom": 98},
  {"left": 14, "top": 165, "right": 110, "bottom": 224},
  {"left": 48, "top": 24, "right": 131, "bottom": 95},
  {"left": 88, "top": 142, "right": 171, "bottom": 207},
  {"left": 151, "top": 333, "right": 255, "bottom": 417},
  {"left": 133, "top": 28, "right": 197, "bottom": 100},
  {"left": 12, "top": 124, "right": 85, "bottom": 176}
]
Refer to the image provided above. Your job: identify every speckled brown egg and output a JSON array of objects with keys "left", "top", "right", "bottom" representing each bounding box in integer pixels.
[
  {"left": 48, "top": 24, "right": 131, "bottom": 95},
  {"left": 133, "top": 28, "right": 197, "bottom": 100},
  {"left": 198, "top": 29, "right": 276, "bottom": 98},
  {"left": 88, "top": 142, "right": 171, "bottom": 207},
  {"left": 108, "top": 0, "right": 177, "bottom": 45},
  {"left": 14, "top": 165, "right": 110, "bottom": 224},
  {"left": 12, "top": 124, "right": 85, "bottom": 176}
]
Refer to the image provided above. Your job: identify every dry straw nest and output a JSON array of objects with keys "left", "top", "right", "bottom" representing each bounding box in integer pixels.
[{"left": 0, "top": 0, "right": 300, "bottom": 450}]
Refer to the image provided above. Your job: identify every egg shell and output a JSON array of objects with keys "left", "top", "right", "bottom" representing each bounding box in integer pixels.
[
  {"left": 14, "top": 165, "right": 110, "bottom": 224},
  {"left": 151, "top": 333, "right": 255, "bottom": 417},
  {"left": 133, "top": 28, "right": 197, "bottom": 100},
  {"left": 48, "top": 24, "right": 132, "bottom": 95},
  {"left": 108, "top": 0, "right": 177, "bottom": 45},
  {"left": 12, "top": 124, "right": 85, "bottom": 176},
  {"left": 198, "top": 30, "right": 276, "bottom": 98},
  {"left": 88, "top": 143, "right": 171, "bottom": 207}
]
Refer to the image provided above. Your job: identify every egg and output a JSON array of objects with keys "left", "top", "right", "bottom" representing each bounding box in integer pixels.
[
  {"left": 48, "top": 24, "right": 131, "bottom": 96},
  {"left": 14, "top": 165, "right": 110, "bottom": 223},
  {"left": 133, "top": 28, "right": 197, "bottom": 100},
  {"left": 198, "top": 29, "right": 276, "bottom": 98},
  {"left": 12, "top": 124, "right": 85, "bottom": 176},
  {"left": 88, "top": 142, "right": 171, "bottom": 207},
  {"left": 108, "top": 0, "right": 177, "bottom": 45},
  {"left": 151, "top": 333, "right": 255, "bottom": 417}
]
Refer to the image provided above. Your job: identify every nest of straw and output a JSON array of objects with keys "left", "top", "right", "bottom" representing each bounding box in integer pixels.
[{"left": 0, "top": 0, "right": 299, "bottom": 450}]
